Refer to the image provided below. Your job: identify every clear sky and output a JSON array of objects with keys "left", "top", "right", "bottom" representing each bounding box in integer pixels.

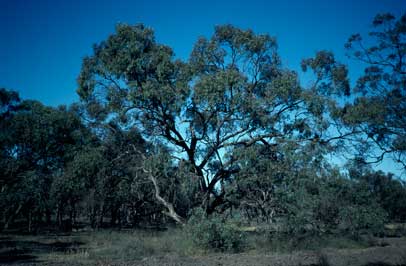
[
  {"left": 1, "top": 0, "right": 405, "bottom": 106},
  {"left": 1, "top": 0, "right": 405, "bottom": 176}
]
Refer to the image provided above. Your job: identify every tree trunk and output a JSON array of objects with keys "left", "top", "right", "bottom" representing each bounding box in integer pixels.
[
  {"left": 46, "top": 209, "right": 52, "bottom": 225},
  {"left": 57, "top": 203, "right": 64, "bottom": 229},
  {"left": 4, "top": 204, "right": 22, "bottom": 231},
  {"left": 148, "top": 173, "right": 185, "bottom": 225},
  {"left": 28, "top": 210, "right": 32, "bottom": 233},
  {"left": 111, "top": 207, "right": 117, "bottom": 227},
  {"left": 135, "top": 149, "right": 185, "bottom": 225}
]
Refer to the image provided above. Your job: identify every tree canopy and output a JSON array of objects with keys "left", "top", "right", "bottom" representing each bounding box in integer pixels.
[
  {"left": 342, "top": 13, "right": 406, "bottom": 168},
  {"left": 76, "top": 23, "right": 340, "bottom": 221}
]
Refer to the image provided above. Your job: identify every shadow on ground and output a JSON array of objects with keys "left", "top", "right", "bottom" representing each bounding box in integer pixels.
[{"left": 0, "top": 237, "right": 84, "bottom": 264}]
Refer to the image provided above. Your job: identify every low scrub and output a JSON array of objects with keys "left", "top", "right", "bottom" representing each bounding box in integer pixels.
[{"left": 186, "top": 208, "right": 246, "bottom": 252}]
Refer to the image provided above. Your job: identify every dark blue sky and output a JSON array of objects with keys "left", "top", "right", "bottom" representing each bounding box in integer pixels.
[
  {"left": 1, "top": 0, "right": 406, "bottom": 176},
  {"left": 1, "top": 0, "right": 405, "bottom": 106}
]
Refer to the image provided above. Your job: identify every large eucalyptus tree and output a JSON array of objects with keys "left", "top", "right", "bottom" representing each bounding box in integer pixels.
[{"left": 77, "top": 24, "right": 330, "bottom": 222}]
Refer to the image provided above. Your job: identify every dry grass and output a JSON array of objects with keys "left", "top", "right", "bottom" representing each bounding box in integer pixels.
[
  {"left": 37, "top": 229, "right": 200, "bottom": 264},
  {"left": 244, "top": 233, "right": 371, "bottom": 255},
  {"left": 2, "top": 229, "right": 406, "bottom": 265}
]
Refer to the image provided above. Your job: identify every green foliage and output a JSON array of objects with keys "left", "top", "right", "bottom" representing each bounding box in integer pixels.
[
  {"left": 76, "top": 22, "right": 331, "bottom": 217},
  {"left": 359, "top": 171, "right": 406, "bottom": 222},
  {"left": 282, "top": 185, "right": 319, "bottom": 237},
  {"left": 0, "top": 91, "right": 93, "bottom": 231},
  {"left": 275, "top": 173, "right": 387, "bottom": 242},
  {"left": 342, "top": 13, "right": 406, "bottom": 168},
  {"left": 186, "top": 208, "right": 245, "bottom": 252},
  {"left": 301, "top": 50, "right": 350, "bottom": 96},
  {"left": 338, "top": 204, "right": 386, "bottom": 239}
]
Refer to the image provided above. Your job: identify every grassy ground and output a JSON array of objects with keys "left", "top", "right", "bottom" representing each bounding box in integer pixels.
[
  {"left": 0, "top": 229, "right": 198, "bottom": 265},
  {"left": 1, "top": 229, "right": 406, "bottom": 266}
]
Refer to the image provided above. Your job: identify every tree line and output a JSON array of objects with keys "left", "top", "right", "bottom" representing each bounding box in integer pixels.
[{"left": 1, "top": 13, "right": 406, "bottom": 239}]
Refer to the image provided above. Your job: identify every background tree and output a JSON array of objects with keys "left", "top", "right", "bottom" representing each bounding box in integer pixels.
[
  {"left": 0, "top": 90, "right": 92, "bottom": 231},
  {"left": 343, "top": 13, "right": 406, "bottom": 171},
  {"left": 348, "top": 164, "right": 406, "bottom": 222}
]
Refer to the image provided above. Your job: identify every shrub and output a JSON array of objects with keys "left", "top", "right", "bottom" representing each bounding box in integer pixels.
[
  {"left": 339, "top": 204, "right": 386, "bottom": 239},
  {"left": 186, "top": 208, "right": 245, "bottom": 252},
  {"left": 276, "top": 176, "right": 387, "bottom": 243}
]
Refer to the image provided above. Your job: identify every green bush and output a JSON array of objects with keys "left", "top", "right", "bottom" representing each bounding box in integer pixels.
[
  {"left": 339, "top": 204, "right": 386, "bottom": 239},
  {"left": 275, "top": 176, "right": 387, "bottom": 243},
  {"left": 186, "top": 208, "right": 245, "bottom": 252}
]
